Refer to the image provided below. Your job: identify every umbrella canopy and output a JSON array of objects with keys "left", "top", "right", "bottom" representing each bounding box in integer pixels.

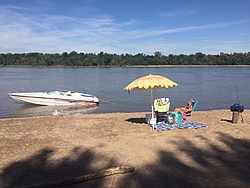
[{"left": 124, "top": 74, "right": 178, "bottom": 93}]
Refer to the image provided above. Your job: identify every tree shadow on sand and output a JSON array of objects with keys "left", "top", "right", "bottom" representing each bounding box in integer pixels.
[
  {"left": 121, "top": 132, "right": 250, "bottom": 188},
  {"left": 1, "top": 132, "right": 250, "bottom": 188},
  {"left": 0, "top": 147, "right": 120, "bottom": 188}
]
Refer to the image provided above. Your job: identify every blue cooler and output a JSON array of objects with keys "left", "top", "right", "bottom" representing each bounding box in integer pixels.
[{"left": 165, "top": 112, "right": 182, "bottom": 124}]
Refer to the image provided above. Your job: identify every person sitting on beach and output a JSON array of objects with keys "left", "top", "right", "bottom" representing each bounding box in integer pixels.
[{"left": 174, "top": 99, "right": 194, "bottom": 113}]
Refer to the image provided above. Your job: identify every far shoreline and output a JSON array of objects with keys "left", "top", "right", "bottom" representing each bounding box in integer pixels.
[{"left": 1, "top": 65, "right": 250, "bottom": 68}]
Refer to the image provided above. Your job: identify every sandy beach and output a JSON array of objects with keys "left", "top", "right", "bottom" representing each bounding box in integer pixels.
[{"left": 1, "top": 110, "right": 250, "bottom": 188}]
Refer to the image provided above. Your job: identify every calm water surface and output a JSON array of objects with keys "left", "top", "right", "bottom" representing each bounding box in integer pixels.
[{"left": 0, "top": 66, "right": 249, "bottom": 118}]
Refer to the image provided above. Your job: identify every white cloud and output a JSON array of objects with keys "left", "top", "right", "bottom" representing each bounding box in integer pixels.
[
  {"left": 127, "top": 19, "right": 250, "bottom": 38},
  {"left": 159, "top": 8, "right": 197, "bottom": 18}
]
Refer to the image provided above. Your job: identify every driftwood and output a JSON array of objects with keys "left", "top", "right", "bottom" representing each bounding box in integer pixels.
[{"left": 17, "top": 165, "right": 134, "bottom": 188}]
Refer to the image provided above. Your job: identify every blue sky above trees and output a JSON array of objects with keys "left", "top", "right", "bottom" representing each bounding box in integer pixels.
[{"left": 0, "top": 0, "right": 250, "bottom": 55}]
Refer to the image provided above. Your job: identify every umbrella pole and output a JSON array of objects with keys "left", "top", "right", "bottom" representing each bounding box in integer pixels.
[
  {"left": 151, "top": 105, "right": 154, "bottom": 119},
  {"left": 150, "top": 88, "right": 153, "bottom": 106},
  {"left": 150, "top": 88, "right": 156, "bottom": 126},
  {"left": 150, "top": 88, "right": 154, "bottom": 119}
]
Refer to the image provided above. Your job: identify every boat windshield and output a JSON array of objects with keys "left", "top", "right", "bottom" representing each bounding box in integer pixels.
[
  {"left": 47, "top": 90, "right": 76, "bottom": 96},
  {"left": 47, "top": 91, "right": 56, "bottom": 95}
]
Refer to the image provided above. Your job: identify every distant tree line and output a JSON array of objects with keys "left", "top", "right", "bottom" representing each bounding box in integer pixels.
[{"left": 0, "top": 51, "right": 250, "bottom": 67}]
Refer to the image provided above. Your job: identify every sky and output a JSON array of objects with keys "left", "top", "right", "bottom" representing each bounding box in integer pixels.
[{"left": 0, "top": 0, "right": 250, "bottom": 55}]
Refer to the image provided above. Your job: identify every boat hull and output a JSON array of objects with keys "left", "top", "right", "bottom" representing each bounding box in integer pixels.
[{"left": 9, "top": 91, "right": 99, "bottom": 106}]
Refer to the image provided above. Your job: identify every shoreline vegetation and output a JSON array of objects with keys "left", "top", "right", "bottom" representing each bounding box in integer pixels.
[
  {"left": 1, "top": 110, "right": 250, "bottom": 187},
  {"left": 1, "top": 64, "right": 250, "bottom": 68},
  {"left": 1, "top": 51, "right": 250, "bottom": 67}
]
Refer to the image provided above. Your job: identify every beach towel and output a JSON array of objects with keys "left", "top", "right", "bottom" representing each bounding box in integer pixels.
[{"left": 152, "top": 120, "right": 208, "bottom": 131}]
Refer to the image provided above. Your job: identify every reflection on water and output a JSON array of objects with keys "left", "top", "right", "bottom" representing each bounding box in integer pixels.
[{"left": 12, "top": 104, "right": 98, "bottom": 118}]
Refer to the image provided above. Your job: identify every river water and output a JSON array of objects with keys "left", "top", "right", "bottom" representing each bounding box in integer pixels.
[{"left": 0, "top": 66, "right": 249, "bottom": 118}]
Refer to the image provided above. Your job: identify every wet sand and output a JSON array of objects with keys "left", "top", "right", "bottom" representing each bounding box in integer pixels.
[{"left": 1, "top": 110, "right": 250, "bottom": 188}]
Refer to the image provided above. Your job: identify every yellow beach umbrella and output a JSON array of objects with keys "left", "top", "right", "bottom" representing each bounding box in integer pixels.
[
  {"left": 124, "top": 74, "right": 178, "bottom": 123},
  {"left": 124, "top": 74, "right": 178, "bottom": 103}
]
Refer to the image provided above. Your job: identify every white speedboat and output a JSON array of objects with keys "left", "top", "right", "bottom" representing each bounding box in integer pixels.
[{"left": 8, "top": 90, "right": 99, "bottom": 106}]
